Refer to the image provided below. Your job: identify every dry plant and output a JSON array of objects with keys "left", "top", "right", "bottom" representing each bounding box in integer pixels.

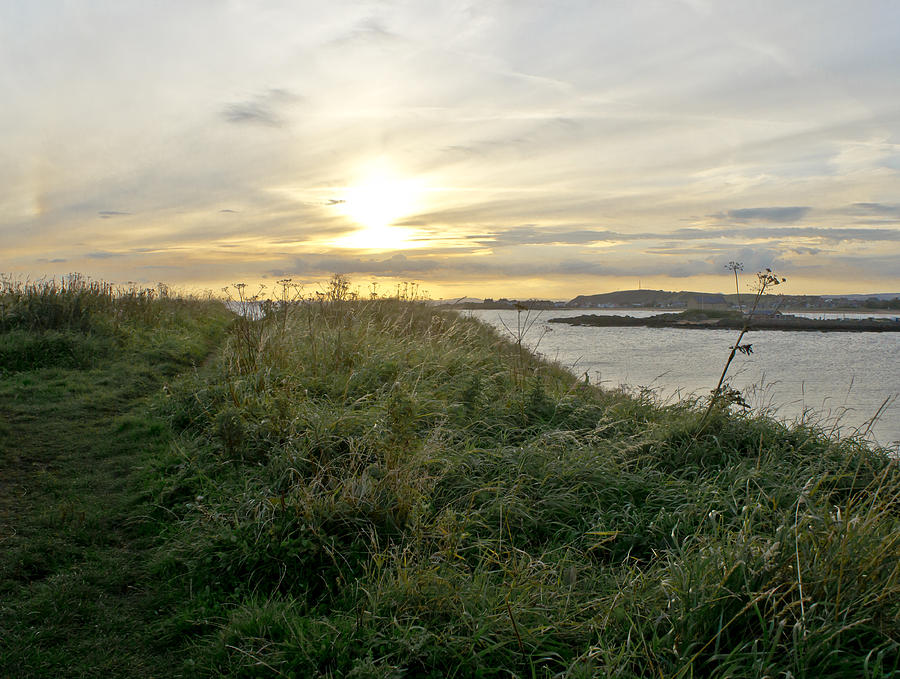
[
  {"left": 696, "top": 266, "right": 787, "bottom": 432},
  {"left": 497, "top": 301, "right": 549, "bottom": 389}
]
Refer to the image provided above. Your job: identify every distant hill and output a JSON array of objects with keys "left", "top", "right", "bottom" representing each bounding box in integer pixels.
[
  {"left": 435, "top": 290, "right": 900, "bottom": 311},
  {"left": 427, "top": 297, "right": 483, "bottom": 306},
  {"left": 823, "top": 293, "right": 900, "bottom": 301},
  {"left": 567, "top": 289, "right": 900, "bottom": 310},
  {"left": 567, "top": 289, "right": 696, "bottom": 308}
]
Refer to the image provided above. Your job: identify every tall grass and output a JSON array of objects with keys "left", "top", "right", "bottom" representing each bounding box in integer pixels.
[
  {"left": 0, "top": 273, "right": 174, "bottom": 331},
  {"left": 146, "top": 288, "right": 900, "bottom": 677},
  {"left": 0, "top": 273, "right": 227, "bottom": 372}
]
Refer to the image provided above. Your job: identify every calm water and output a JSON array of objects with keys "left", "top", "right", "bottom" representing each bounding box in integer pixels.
[{"left": 468, "top": 309, "right": 900, "bottom": 451}]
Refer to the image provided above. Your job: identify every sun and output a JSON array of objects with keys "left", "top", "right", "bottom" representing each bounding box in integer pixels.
[
  {"left": 329, "top": 163, "right": 427, "bottom": 250},
  {"left": 343, "top": 177, "right": 418, "bottom": 230}
]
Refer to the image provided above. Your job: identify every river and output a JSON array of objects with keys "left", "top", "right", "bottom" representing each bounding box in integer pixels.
[{"left": 467, "top": 309, "right": 900, "bottom": 451}]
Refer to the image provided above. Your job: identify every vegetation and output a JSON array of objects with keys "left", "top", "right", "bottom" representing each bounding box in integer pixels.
[
  {"left": 862, "top": 298, "right": 900, "bottom": 310},
  {"left": 0, "top": 275, "right": 231, "bottom": 675},
  {"left": 700, "top": 268, "right": 787, "bottom": 422},
  {"left": 2, "top": 274, "right": 900, "bottom": 677}
]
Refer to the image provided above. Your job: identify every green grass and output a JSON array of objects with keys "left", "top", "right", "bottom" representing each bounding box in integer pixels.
[
  {"left": 151, "top": 293, "right": 900, "bottom": 677},
  {"left": 3, "top": 277, "right": 899, "bottom": 677},
  {"left": 0, "top": 277, "right": 231, "bottom": 677}
]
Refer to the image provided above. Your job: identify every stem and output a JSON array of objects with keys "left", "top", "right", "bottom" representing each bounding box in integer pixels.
[
  {"left": 506, "top": 596, "right": 525, "bottom": 656},
  {"left": 696, "top": 325, "right": 747, "bottom": 431},
  {"left": 694, "top": 270, "right": 780, "bottom": 437},
  {"left": 713, "top": 327, "right": 748, "bottom": 398}
]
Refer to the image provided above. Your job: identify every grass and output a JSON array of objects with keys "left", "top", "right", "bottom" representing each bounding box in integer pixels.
[
  {"left": 2, "top": 275, "right": 899, "bottom": 677},
  {"left": 0, "top": 276, "right": 231, "bottom": 677}
]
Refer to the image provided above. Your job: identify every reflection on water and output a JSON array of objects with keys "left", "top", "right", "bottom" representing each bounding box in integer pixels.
[{"left": 467, "top": 309, "right": 900, "bottom": 451}]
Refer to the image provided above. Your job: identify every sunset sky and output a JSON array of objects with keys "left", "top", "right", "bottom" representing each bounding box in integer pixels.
[{"left": 3, "top": 1, "right": 899, "bottom": 299}]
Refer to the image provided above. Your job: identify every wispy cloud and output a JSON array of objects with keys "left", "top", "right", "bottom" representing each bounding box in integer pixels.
[
  {"left": 842, "top": 202, "right": 900, "bottom": 219},
  {"left": 681, "top": 226, "right": 900, "bottom": 243},
  {"left": 713, "top": 207, "right": 811, "bottom": 223},
  {"left": 220, "top": 89, "right": 299, "bottom": 127},
  {"left": 469, "top": 226, "right": 621, "bottom": 247},
  {"left": 270, "top": 253, "right": 440, "bottom": 278}
]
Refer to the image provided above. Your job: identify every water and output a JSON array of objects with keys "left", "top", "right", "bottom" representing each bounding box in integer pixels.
[{"left": 467, "top": 309, "right": 900, "bottom": 451}]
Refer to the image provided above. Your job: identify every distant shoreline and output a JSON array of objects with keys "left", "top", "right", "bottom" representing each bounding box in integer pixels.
[
  {"left": 451, "top": 304, "right": 900, "bottom": 315},
  {"left": 548, "top": 311, "right": 900, "bottom": 332}
]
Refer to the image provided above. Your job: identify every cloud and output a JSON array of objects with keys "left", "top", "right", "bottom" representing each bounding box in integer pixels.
[
  {"left": 469, "top": 224, "right": 900, "bottom": 248},
  {"left": 222, "top": 103, "right": 281, "bottom": 126},
  {"left": 707, "top": 247, "right": 788, "bottom": 274},
  {"left": 842, "top": 202, "right": 900, "bottom": 220},
  {"left": 670, "top": 226, "right": 900, "bottom": 243},
  {"left": 850, "top": 202, "right": 900, "bottom": 214},
  {"left": 272, "top": 253, "right": 441, "bottom": 278},
  {"left": 468, "top": 226, "right": 622, "bottom": 247},
  {"left": 86, "top": 251, "right": 121, "bottom": 259},
  {"left": 780, "top": 227, "right": 898, "bottom": 242},
  {"left": 269, "top": 246, "right": 787, "bottom": 282},
  {"left": 329, "top": 17, "right": 399, "bottom": 47},
  {"left": 4, "top": 3, "right": 900, "bottom": 295},
  {"left": 220, "top": 89, "right": 298, "bottom": 127},
  {"left": 714, "top": 207, "right": 811, "bottom": 223}
]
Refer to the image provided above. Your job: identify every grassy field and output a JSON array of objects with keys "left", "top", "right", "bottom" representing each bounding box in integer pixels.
[{"left": 2, "top": 276, "right": 899, "bottom": 677}]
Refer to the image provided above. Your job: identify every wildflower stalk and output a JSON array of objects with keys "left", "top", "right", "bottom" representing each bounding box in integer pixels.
[{"left": 695, "top": 267, "right": 786, "bottom": 434}]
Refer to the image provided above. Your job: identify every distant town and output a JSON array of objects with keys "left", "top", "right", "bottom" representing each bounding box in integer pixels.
[{"left": 439, "top": 289, "right": 900, "bottom": 312}]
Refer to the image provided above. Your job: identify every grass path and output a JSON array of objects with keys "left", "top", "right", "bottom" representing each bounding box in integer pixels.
[{"left": 0, "top": 355, "right": 217, "bottom": 677}]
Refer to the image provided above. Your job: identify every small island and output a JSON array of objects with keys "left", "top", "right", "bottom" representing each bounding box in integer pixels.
[{"left": 549, "top": 308, "right": 900, "bottom": 332}]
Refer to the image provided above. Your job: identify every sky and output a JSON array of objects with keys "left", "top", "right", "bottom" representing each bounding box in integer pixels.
[{"left": 2, "top": 1, "right": 900, "bottom": 300}]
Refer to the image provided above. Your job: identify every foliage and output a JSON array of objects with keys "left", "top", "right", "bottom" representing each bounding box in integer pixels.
[
  {"left": 862, "top": 297, "right": 900, "bottom": 310},
  {"left": 0, "top": 274, "right": 229, "bottom": 373},
  {"left": 697, "top": 267, "right": 787, "bottom": 426},
  {"left": 150, "top": 287, "right": 900, "bottom": 678},
  {"left": 4, "top": 274, "right": 899, "bottom": 678},
  {"left": 0, "top": 276, "right": 230, "bottom": 677}
]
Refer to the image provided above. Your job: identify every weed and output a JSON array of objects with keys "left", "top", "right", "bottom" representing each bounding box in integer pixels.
[
  {"left": 496, "top": 301, "right": 549, "bottom": 392},
  {"left": 697, "top": 266, "right": 787, "bottom": 431}
]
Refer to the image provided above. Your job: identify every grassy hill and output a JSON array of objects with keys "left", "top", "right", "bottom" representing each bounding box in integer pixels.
[
  {"left": 568, "top": 289, "right": 697, "bottom": 307},
  {"left": 2, "top": 276, "right": 899, "bottom": 677}
]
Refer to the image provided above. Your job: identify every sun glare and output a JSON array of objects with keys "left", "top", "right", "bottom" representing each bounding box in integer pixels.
[{"left": 329, "top": 164, "right": 427, "bottom": 250}]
